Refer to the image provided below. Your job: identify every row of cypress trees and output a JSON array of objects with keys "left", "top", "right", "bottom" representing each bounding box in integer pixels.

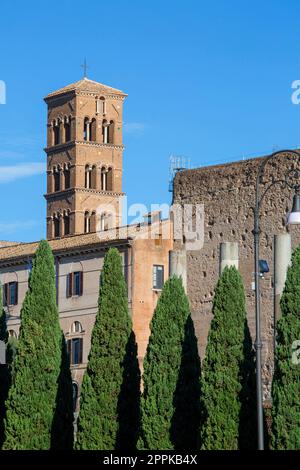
[{"left": 0, "top": 240, "right": 299, "bottom": 449}]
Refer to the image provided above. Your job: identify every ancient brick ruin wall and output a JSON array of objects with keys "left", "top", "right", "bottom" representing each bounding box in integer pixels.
[{"left": 173, "top": 152, "right": 300, "bottom": 399}]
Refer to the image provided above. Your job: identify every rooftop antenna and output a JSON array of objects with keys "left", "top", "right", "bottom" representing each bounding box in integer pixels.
[
  {"left": 81, "top": 58, "right": 89, "bottom": 79},
  {"left": 169, "top": 155, "right": 191, "bottom": 195}
]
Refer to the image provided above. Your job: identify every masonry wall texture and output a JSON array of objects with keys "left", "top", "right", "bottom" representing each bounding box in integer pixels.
[{"left": 173, "top": 151, "right": 300, "bottom": 399}]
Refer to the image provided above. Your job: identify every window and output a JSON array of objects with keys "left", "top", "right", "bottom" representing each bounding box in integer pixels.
[
  {"left": 64, "top": 214, "right": 70, "bottom": 236},
  {"left": 85, "top": 166, "right": 92, "bottom": 189},
  {"left": 153, "top": 265, "right": 164, "bottom": 290},
  {"left": 67, "top": 271, "right": 83, "bottom": 297},
  {"left": 53, "top": 168, "right": 60, "bottom": 192},
  {"left": 64, "top": 166, "right": 70, "bottom": 189},
  {"left": 102, "top": 120, "right": 108, "bottom": 144},
  {"left": 107, "top": 167, "right": 113, "bottom": 191},
  {"left": 71, "top": 321, "right": 83, "bottom": 334},
  {"left": 54, "top": 216, "right": 60, "bottom": 238},
  {"left": 64, "top": 119, "right": 71, "bottom": 142},
  {"left": 67, "top": 338, "right": 83, "bottom": 365},
  {"left": 84, "top": 118, "right": 91, "bottom": 141},
  {"left": 8, "top": 330, "right": 17, "bottom": 338},
  {"left": 96, "top": 97, "right": 106, "bottom": 115},
  {"left": 108, "top": 121, "right": 114, "bottom": 144},
  {"left": 3, "top": 282, "right": 18, "bottom": 306},
  {"left": 101, "top": 167, "right": 107, "bottom": 191},
  {"left": 53, "top": 123, "right": 60, "bottom": 145}
]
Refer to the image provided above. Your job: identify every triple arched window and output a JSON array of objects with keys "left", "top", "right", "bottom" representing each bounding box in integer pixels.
[
  {"left": 52, "top": 210, "right": 71, "bottom": 238},
  {"left": 51, "top": 116, "right": 72, "bottom": 146}
]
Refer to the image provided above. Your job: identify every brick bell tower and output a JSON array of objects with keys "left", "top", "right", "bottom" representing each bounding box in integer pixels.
[{"left": 44, "top": 76, "right": 127, "bottom": 239}]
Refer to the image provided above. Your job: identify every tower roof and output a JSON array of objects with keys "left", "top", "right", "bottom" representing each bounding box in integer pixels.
[{"left": 45, "top": 78, "right": 127, "bottom": 101}]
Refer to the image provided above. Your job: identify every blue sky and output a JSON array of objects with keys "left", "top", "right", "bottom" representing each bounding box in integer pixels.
[{"left": 1, "top": 0, "right": 300, "bottom": 242}]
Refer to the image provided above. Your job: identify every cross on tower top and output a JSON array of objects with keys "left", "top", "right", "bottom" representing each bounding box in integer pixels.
[{"left": 81, "top": 58, "right": 89, "bottom": 79}]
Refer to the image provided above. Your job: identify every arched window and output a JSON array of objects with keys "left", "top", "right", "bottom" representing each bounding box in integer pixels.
[
  {"left": 64, "top": 117, "right": 71, "bottom": 142},
  {"left": 64, "top": 211, "right": 70, "bottom": 236},
  {"left": 53, "top": 119, "right": 61, "bottom": 145},
  {"left": 107, "top": 167, "right": 113, "bottom": 191},
  {"left": 64, "top": 164, "right": 70, "bottom": 189},
  {"left": 85, "top": 165, "right": 92, "bottom": 189},
  {"left": 100, "top": 213, "right": 111, "bottom": 231},
  {"left": 90, "top": 211, "right": 96, "bottom": 232},
  {"left": 84, "top": 118, "right": 91, "bottom": 141},
  {"left": 54, "top": 215, "right": 60, "bottom": 238},
  {"left": 108, "top": 120, "right": 114, "bottom": 144},
  {"left": 101, "top": 167, "right": 107, "bottom": 191},
  {"left": 90, "top": 118, "right": 96, "bottom": 142},
  {"left": 91, "top": 165, "right": 97, "bottom": 189},
  {"left": 53, "top": 167, "right": 60, "bottom": 192},
  {"left": 84, "top": 211, "right": 91, "bottom": 233},
  {"left": 100, "top": 213, "right": 106, "bottom": 231},
  {"left": 102, "top": 120, "right": 108, "bottom": 144},
  {"left": 96, "top": 96, "right": 106, "bottom": 115},
  {"left": 71, "top": 321, "right": 83, "bottom": 333},
  {"left": 72, "top": 382, "right": 78, "bottom": 412},
  {"left": 8, "top": 330, "right": 17, "bottom": 338}
]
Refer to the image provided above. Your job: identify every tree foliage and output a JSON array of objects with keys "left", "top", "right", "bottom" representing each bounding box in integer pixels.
[
  {"left": 200, "top": 266, "right": 256, "bottom": 450},
  {"left": 3, "top": 240, "right": 73, "bottom": 449},
  {"left": 272, "top": 245, "right": 300, "bottom": 450},
  {"left": 138, "top": 275, "right": 201, "bottom": 450},
  {"left": 76, "top": 248, "right": 140, "bottom": 450}
]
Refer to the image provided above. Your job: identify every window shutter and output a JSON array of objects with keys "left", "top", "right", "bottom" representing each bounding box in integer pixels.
[
  {"left": 66, "top": 273, "right": 73, "bottom": 298},
  {"left": 14, "top": 282, "right": 18, "bottom": 305},
  {"left": 79, "top": 338, "right": 83, "bottom": 364},
  {"left": 3, "top": 283, "right": 8, "bottom": 307},
  {"left": 79, "top": 271, "right": 83, "bottom": 296}
]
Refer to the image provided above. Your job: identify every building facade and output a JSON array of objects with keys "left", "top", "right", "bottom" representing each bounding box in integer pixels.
[
  {"left": 0, "top": 78, "right": 174, "bottom": 410},
  {"left": 173, "top": 151, "right": 300, "bottom": 399}
]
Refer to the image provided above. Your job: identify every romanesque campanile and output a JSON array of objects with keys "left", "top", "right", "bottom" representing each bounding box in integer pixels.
[{"left": 44, "top": 77, "right": 127, "bottom": 239}]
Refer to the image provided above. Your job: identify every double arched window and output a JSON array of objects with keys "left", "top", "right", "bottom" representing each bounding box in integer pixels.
[
  {"left": 84, "top": 211, "right": 96, "bottom": 233},
  {"left": 102, "top": 120, "right": 114, "bottom": 144}
]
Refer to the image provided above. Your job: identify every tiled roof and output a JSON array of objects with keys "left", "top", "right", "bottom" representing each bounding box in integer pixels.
[
  {"left": 45, "top": 78, "right": 127, "bottom": 100},
  {"left": 0, "top": 220, "right": 168, "bottom": 263}
]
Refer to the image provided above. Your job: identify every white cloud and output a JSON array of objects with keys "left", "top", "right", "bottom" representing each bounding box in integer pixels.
[
  {"left": 0, "top": 162, "right": 45, "bottom": 183},
  {"left": 123, "top": 122, "right": 146, "bottom": 134}
]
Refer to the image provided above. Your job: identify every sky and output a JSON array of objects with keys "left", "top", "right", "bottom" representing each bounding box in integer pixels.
[{"left": 1, "top": 0, "right": 300, "bottom": 242}]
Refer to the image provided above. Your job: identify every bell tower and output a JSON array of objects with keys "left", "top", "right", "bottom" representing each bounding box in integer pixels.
[{"left": 44, "top": 77, "right": 127, "bottom": 239}]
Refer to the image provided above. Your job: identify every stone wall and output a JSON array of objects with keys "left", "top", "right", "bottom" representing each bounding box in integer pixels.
[{"left": 173, "top": 151, "right": 300, "bottom": 399}]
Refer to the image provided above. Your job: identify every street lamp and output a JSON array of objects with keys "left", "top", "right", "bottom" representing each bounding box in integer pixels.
[{"left": 253, "top": 149, "right": 300, "bottom": 450}]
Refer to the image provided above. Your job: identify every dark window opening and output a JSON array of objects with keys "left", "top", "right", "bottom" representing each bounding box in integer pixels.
[
  {"left": 153, "top": 265, "right": 164, "bottom": 290},
  {"left": 54, "top": 217, "right": 60, "bottom": 238},
  {"left": 54, "top": 171, "right": 60, "bottom": 192}
]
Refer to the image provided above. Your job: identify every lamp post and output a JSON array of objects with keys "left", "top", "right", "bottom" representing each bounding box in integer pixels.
[{"left": 253, "top": 149, "right": 300, "bottom": 450}]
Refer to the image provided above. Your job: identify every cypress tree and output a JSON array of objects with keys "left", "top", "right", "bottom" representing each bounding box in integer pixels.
[
  {"left": 138, "top": 275, "right": 201, "bottom": 450},
  {"left": 272, "top": 245, "right": 300, "bottom": 450},
  {"left": 200, "top": 266, "right": 256, "bottom": 450},
  {"left": 75, "top": 247, "right": 140, "bottom": 450},
  {"left": 0, "top": 284, "right": 9, "bottom": 448},
  {"left": 3, "top": 240, "right": 73, "bottom": 449}
]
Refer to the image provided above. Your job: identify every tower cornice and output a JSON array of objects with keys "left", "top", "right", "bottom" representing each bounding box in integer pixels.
[
  {"left": 44, "top": 187, "right": 125, "bottom": 201},
  {"left": 44, "top": 140, "right": 125, "bottom": 154}
]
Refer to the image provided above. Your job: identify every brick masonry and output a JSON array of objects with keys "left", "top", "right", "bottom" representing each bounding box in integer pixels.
[{"left": 173, "top": 151, "right": 300, "bottom": 399}]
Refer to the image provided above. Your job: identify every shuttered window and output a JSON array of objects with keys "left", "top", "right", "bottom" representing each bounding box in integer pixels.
[
  {"left": 67, "top": 338, "right": 83, "bottom": 365},
  {"left": 66, "top": 272, "right": 83, "bottom": 297},
  {"left": 3, "top": 282, "right": 18, "bottom": 306}
]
